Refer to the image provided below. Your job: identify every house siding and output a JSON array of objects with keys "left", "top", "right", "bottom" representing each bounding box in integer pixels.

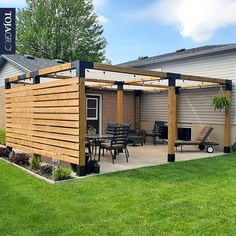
[
  {"left": 0, "top": 61, "right": 26, "bottom": 129},
  {"left": 141, "top": 87, "right": 230, "bottom": 125},
  {"left": 0, "top": 61, "right": 25, "bottom": 87},
  {"left": 137, "top": 51, "right": 236, "bottom": 125}
]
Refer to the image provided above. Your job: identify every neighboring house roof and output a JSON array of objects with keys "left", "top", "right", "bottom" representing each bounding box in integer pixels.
[
  {"left": 119, "top": 44, "right": 236, "bottom": 67},
  {"left": 0, "top": 54, "right": 64, "bottom": 72}
]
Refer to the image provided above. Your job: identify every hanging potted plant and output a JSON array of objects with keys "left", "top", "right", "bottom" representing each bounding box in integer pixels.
[
  {"left": 88, "top": 125, "right": 96, "bottom": 135},
  {"left": 212, "top": 89, "right": 231, "bottom": 112}
]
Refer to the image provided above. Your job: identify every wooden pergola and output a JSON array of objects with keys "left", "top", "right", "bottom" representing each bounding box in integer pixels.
[{"left": 5, "top": 60, "right": 232, "bottom": 176}]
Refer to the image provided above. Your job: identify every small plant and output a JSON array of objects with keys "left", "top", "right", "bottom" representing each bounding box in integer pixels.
[
  {"left": 30, "top": 155, "right": 41, "bottom": 170},
  {"left": 212, "top": 94, "right": 231, "bottom": 111},
  {"left": 0, "top": 147, "right": 10, "bottom": 157},
  {"left": 53, "top": 167, "right": 71, "bottom": 181},
  {"left": 232, "top": 143, "right": 236, "bottom": 152},
  {"left": 88, "top": 125, "right": 96, "bottom": 135},
  {"left": 0, "top": 129, "right": 6, "bottom": 145},
  {"left": 9, "top": 153, "right": 30, "bottom": 166}
]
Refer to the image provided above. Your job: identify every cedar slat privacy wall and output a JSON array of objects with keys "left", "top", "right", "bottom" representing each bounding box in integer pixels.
[{"left": 5, "top": 77, "right": 81, "bottom": 164}]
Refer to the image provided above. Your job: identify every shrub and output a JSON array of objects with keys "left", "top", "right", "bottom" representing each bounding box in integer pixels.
[
  {"left": 232, "top": 143, "right": 236, "bottom": 152},
  {"left": 0, "top": 147, "right": 10, "bottom": 157},
  {"left": 0, "top": 129, "right": 6, "bottom": 145},
  {"left": 9, "top": 153, "right": 30, "bottom": 166},
  {"left": 30, "top": 156, "right": 41, "bottom": 170},
  {"left": 53, "top": 167, "right": 71, "bottom": 181}
]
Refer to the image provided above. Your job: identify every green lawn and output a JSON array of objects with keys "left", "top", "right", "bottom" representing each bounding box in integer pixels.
[
  {"left": 1, "top": 154, "right": 236, "bottom": 235},
  {"left": 0, "top": 129, "right": 6, "bottom": 145}
]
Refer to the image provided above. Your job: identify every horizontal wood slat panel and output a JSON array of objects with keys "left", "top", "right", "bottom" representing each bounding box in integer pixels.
[
  {"left": 6, "top": 99, "right": 79, "bottom": 108},
  {"left": 7, "top": 137, "right": 79, "bottom": 157},
  {"left": 6, "top": 85, "right": 79, "bottom": 98},
  {"left": 7, "top": 130, "right": 80, "bottom": 142},
  {"left": 6, "top": 92, "right": 80, "bottom": 103},
  {"left": 6, "top": 90, "right": 33, "bottom": 99},
  {"left": 6, "top": 142, "right": 80, "bottom": 164},
  {"left": 6, "top": 107, "right": 80, "bottom": 114},
  {"left": 6, "top": 77, "right": 81, "bottom": 164},
  {"left": 6, "top": 125, "right": 79, "bottom": 136},
  {"left": 6, "top": 118, "right": 80, "bottom": 128},
  {"left": 7, "top": 133, "right": 79, "bottom": 150},
  {"left": 6, "top": 113, "right": 79, "bottom": 120},
  {"left": 33, "top": 85, "right": 79, "bottom": 96}
]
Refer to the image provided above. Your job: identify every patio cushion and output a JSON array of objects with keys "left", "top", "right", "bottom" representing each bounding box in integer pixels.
[
  {"left": 101, "top": 143, "right": 124, "bottom": 149},
  {"left": 175, "top": 140, "right": 201, "bottom": 145},
  {"left": 195, "top": 126, "right": 213, "bottom": 142}
]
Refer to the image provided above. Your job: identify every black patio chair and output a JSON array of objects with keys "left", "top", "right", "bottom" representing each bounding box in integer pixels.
[
  {"left": 145, "top": 121, "right": 165, "bottom": 145},
  {"left": 98, "top": 125, "right": 129, "bottom": 164},
  {"left": 106, "top": 123, "right": 118, "bottom": 134},
  {"left": 128, "top": 129, "right": 146, "bottom": 146}
]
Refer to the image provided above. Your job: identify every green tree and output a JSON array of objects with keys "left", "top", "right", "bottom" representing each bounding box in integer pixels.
[{"left": 17, "top": 0, "right": 108, "bottom": 62}]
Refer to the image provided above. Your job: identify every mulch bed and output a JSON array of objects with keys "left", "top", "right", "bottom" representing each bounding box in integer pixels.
[{"left": 0, "top": 147, "right": 74, "bottom": 182}]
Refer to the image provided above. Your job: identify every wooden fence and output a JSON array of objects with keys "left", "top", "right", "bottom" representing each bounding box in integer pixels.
[{"left": 5, "top": 77, "right": 84, "bottom": 164}]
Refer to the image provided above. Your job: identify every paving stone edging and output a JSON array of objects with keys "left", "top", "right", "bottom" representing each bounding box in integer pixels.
[{"left": 0, "top": 157, "right": 85, "bottom": 184}]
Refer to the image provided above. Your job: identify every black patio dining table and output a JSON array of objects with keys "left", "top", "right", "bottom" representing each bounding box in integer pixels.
[{"left": 86, "top": 134, "right": 114, "bottom": 157}]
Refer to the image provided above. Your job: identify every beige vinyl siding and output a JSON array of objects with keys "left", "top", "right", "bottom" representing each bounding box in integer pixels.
[
  {"left": 141, "top": 92, "right": 168, "bottom": 122},
  {"left": 139, "top": 51, "right": 236, "bottom": 125},
  {"left": 141, "top": 87, "right": 233, "bottom": 126},
  {"left": 0, "top": 61, "right": 25, "bottom": 87}
]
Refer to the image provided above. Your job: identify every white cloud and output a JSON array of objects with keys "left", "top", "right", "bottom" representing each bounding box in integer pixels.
[
  {"left": 131, "top": 0, "right": 236, "bottom": 42},
  {"left": 97, "top": 15, "right": 109, "bottom": 25},
  {"left": 93, "top": 0, "right": 106, "bottom": 8},
  {"left": 0, "top": 0, "right": 25, "bottom": 3},
  {"left": 92, "top": 0, "right": 109, "bottom": 25}
]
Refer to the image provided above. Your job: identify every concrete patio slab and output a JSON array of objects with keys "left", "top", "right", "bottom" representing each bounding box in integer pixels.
[{"left": 97, "top": 144, "right": 224, "bottom": 174}]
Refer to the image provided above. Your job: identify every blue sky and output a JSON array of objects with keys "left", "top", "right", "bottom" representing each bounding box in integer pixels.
[{"left": 1, "top": 0, "right": 236, "bottom": 64}]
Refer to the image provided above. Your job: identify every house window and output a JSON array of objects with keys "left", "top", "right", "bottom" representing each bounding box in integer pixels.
[{"left": 86, "top": 97, "right": 98, "bottom": 120}]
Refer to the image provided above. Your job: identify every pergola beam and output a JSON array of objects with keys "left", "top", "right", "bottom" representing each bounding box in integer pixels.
[
  {"left": 181, "top": 74, "right": 226, "bottom": 84},
  {"left": 94, "top": 63, "right": 167, "bottom": 78},
  {"left": 181, "top": 83, "right": 219, "bottom": 89}
]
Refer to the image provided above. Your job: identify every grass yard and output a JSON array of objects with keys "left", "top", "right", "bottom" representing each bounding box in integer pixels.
[
  {"left": 0, "top": 129, "right": 6, "bottom": 145},
  {"left": 1, "top": 154, "right": 236, "bottom": 235}
]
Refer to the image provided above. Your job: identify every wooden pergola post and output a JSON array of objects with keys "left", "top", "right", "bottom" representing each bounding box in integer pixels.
[
  {"left": 175, "top": 87, "right": 180, "bottom": 141},
  {"left": 134, "top": 90, "right": 142, "bottom": 129},
  {"left": 117, "top": 82, "right": 124, "bottom": 124},
  {"left": 168, "top": 78, "right": 177, "bottom": 162},
  {"left": 73, "top": 61, "right": 93, "bottom": 176},
  {"left": 78, "top": 77, "right": 86, "bottom": 172},
  {"left": 33, "top": 75, "right": 41, "bottom": 162},
  {"left": 224, "top": 80, "right": 232, "bottom": 153}
]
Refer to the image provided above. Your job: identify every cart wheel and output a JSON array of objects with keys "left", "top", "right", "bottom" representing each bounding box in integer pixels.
[
  {"left": 206, "top": 146, "right": 214, "bottom": 153},
  {"left": 199, "top": 144, "right": 205, "bottom": 151}
]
